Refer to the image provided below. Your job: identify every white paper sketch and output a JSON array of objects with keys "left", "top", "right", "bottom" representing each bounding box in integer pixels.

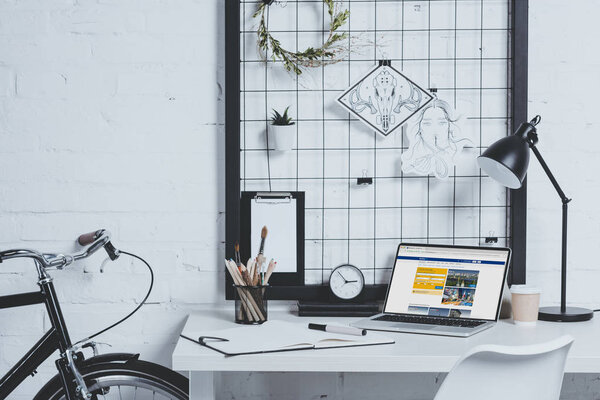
[
  {"left": 337, "top": 63, "right": 433, "bottom": 136},
  {"left": 401, "top": 98, "right": 472, "bottom": 179}
]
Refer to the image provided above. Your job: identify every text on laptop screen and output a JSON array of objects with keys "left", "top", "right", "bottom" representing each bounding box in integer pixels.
[{"left": 384, "top": 245, "right": 509, "bottom": 320}]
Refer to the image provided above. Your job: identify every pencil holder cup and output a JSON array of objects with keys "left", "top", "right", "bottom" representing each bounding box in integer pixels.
[{"left": 233, "top": 285, "right": 268, "bottom": 324}]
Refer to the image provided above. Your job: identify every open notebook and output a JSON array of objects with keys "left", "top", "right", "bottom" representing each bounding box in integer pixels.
[{"left": 181, "top": 320, "right": 394, "bottom": 357}]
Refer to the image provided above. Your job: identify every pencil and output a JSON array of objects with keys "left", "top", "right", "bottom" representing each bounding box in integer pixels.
[{"left": 264, "top": 261, "right": 277, "bottom": 285}]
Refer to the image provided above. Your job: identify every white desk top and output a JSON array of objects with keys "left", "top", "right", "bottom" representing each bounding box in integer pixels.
[{"left": 173, "top": 308, "right": 600, "bottom": 373}]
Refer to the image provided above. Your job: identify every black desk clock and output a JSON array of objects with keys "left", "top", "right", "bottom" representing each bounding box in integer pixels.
[{"left": 329, "top": 264, "right": 365, "bottom": 301}]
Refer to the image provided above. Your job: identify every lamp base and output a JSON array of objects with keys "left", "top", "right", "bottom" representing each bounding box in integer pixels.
[{"left": 538, "top": 306, "right": 594, "bottom": 322}]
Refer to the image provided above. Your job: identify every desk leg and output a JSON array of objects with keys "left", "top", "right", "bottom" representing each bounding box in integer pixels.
[{"left": 190, "top": 371, "right": 215, "bottom": 400}]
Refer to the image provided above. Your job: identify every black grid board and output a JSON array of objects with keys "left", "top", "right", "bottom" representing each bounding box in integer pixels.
[{"left": 239, "top": 0, "right": 512, "bottom": 286}]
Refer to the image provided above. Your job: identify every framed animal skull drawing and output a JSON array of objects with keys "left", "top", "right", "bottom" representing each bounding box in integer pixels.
[{"left": 337, "top": 61, "right": 433, "bottom": 136}]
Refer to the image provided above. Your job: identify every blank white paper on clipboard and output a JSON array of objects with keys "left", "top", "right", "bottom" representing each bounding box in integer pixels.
[{"left": 250, "top": 196, "right": 297, "bottom": 273}]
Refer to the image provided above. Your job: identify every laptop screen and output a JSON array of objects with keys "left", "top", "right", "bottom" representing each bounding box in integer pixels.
[{"left": 383, "top": 244, "right": 511, "bottom": 321}]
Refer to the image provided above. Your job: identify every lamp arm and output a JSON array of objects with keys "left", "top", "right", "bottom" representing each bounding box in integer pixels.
[
  {"left": 530, "top": 145, "right": 571, "bottom": 204},
  {"left": 530, "top": 144, "right": 569, "bottom": 313}
]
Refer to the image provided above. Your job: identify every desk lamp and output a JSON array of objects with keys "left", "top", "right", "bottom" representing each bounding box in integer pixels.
[{"left": 477, "top": 115, "right": 593, "bottom": 322}]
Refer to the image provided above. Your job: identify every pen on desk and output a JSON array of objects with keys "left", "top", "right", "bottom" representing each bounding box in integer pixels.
[{"left": 308, "top": 323, "right": 367, "bottom": 336}]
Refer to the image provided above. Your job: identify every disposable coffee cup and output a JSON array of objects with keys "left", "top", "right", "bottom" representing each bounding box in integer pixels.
[{"left": 510, "top": 285, "right": 541, "bottom": 326}]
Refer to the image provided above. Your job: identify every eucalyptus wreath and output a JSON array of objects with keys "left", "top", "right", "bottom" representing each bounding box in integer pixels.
[{"left": 253, "top": 0, "right": 350, "bottom": 75}]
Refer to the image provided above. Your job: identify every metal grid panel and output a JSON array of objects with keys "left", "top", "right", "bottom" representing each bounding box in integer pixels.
[{"left": 239, "top": 0, "right": 511, "bottom": 286}]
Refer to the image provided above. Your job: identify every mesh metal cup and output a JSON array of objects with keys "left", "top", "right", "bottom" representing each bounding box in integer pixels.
[{"left": 233, "top": 285, "right": 268, "bottom": 324}]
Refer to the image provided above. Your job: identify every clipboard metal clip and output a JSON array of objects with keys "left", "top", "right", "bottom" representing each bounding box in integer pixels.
[
  {"left": 254, "top": 192, "right": 292, "bottom": 204},
  {"left": 198, "top": 336, "right": 229, "bottom": 346}
]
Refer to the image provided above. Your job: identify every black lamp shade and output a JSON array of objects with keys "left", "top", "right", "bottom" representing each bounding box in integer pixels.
[{"left": 477, "top": 135, "right": 530, "bottom": 189}]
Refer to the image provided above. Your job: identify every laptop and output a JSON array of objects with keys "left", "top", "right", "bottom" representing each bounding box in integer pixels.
[{"left": 352, "top": 243, "right": 511, "bottom": 337}]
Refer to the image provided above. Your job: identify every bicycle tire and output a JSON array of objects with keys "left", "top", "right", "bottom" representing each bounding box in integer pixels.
[{"left": 34, "top": 357, "right": 189, "bottom": 400}]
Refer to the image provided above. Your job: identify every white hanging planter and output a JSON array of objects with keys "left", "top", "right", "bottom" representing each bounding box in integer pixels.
[{"left": 268, "top": 124, "right": 296, "bottom": 151}]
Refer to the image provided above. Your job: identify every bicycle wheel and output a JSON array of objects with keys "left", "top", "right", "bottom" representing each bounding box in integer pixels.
[{"left": 34, "top": 358, "right": 189, "bottom": 400}]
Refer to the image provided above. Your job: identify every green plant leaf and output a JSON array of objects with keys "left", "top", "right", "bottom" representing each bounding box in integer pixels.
[
  {"left": 253, "top": 0, "right": 349, "bottom": 75},
  {"left": 271, "top": 106, "right": 294, "bottom": 125}
]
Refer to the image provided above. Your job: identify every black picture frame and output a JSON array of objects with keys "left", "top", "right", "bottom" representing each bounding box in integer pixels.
[{"left": 224, "top": 0, "right": 529, "bottom": 301}]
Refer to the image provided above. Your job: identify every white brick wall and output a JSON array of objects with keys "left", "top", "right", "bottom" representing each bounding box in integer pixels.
[
  {"left": 527, "top": 0, "right": 600, "bottom": 311},
  {"left": 0, "top": 0, "right": 598, "bottom": 399},
  {"left": 0, "top": 0, "right": 225, "bottom": 397}
]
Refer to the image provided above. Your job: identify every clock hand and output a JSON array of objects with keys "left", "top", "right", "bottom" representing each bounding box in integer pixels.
[
  {"left": 337, "top": 271, "right": 349, "bottom": 283},
  {"left": 346, "top": 280, "right": 358, "bottom": 283}
]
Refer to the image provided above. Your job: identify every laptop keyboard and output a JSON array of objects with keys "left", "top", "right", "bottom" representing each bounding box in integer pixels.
[{"left": 374, "top": 314, "right": 486, "bottom": 328}]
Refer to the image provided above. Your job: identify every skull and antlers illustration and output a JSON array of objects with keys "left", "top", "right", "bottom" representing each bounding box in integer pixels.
[
  {"left": 347, "top": 67, "right": 426, "bottom": 134},
  {"left": 339, "top": 64, "right": 435, "bottom": 137},
  {"left": 348, "top": 69, "right": 398, "bottom": 133}
]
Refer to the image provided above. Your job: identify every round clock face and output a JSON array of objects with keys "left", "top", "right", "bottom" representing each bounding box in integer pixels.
[{"left": 329, "top": 264, "right": 365, "bottom": 300}]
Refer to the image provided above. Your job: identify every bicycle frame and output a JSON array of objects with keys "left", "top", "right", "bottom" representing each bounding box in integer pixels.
[{"left": 0, "top": 265, "right": 78, "bottom": 400}]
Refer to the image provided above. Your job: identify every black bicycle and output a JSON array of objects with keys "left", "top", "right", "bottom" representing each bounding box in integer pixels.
[{"left": 0, "top": 229, "right": 189, "bottom": 399}]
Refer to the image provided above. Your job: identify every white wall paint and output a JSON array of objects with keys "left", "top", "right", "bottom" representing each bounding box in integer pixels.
[
  {"left": 527, "top": 1, "right": 600, "bottom": 310},
  {"left": 0, "top": 0, "right": 598, "bottom": 399},
  {"left": 0, "top": 1, "right": 226, "bottom": 397}
]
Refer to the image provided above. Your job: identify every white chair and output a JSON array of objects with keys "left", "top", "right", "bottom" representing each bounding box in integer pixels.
[{"left": 434, "top": 335, "right": 574, "bottom": 400}]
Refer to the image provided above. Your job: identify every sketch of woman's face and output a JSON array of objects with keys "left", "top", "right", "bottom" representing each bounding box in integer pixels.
[{"left": 420, "top": 107, "right": 450, "bottom": 149}]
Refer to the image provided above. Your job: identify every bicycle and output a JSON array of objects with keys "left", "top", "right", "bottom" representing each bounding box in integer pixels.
[{"left": 0, "top": 229, "right": 189, "bottom": 399}]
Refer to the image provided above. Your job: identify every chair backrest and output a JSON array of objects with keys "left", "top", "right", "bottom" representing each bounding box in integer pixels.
[{"left": 434, "top": 335, "right": 574, "bottom": 400}]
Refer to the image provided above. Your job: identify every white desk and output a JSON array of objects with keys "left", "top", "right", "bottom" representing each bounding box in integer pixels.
[{"left": 173, "top": 308, "right": 600, "bottom": 399}]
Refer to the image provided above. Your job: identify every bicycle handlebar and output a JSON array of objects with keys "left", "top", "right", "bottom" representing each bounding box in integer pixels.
[
  {"left": 0, "top": 229, "right": 116, "bottom": 270},
  {"left": 78, "top": 231, "right": 99, "bottom": 246}
]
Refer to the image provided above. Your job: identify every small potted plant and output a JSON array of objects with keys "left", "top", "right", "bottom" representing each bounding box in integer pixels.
[{"left": 268, "top": 106, "right": 296, "bottom": 151}]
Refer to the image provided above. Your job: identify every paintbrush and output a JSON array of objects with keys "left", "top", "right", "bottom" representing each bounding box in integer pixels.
[
  {"left": 258, "top": 226, "right": 268, "bottom": 255},
  {"left": 234, "top": 242, "right": 241, "bottom": 271},
  {"left": 256, "top": 226, "right": 268, "bottom": 277}
]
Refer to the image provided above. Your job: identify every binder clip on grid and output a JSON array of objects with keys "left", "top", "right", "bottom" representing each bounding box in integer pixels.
[
  {"left": 482, "top": 231, "right": 499, "bottom": 246},
  {"left": 357, "top": 170, "right": 373, "bottom": 186}
]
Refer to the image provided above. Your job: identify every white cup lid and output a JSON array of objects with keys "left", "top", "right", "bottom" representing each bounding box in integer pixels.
[{"left": 510, "top": 285, "right": 541, "bottom": 295}]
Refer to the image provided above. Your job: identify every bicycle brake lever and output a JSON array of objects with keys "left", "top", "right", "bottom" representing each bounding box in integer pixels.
[{"left": 103, "top": 241, "right": 120, "bottom": 261}]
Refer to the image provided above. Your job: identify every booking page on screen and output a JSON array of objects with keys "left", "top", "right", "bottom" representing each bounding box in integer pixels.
[{"left": 384, "top": 245, "right": 510, "bottom": 320}]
